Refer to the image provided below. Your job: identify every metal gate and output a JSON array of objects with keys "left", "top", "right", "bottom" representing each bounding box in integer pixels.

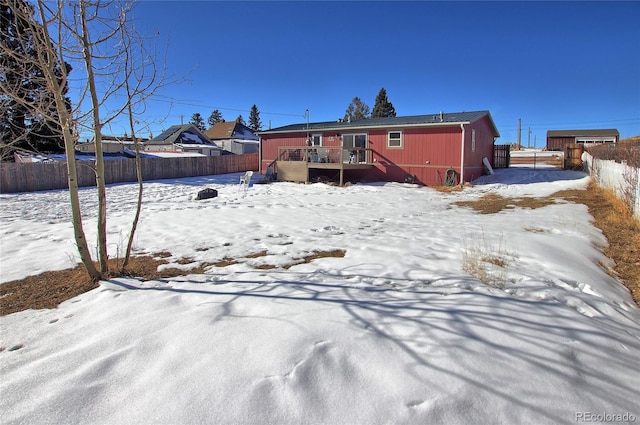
[{"left": 494, "top": 144, "right": 510, "bottom": 168}]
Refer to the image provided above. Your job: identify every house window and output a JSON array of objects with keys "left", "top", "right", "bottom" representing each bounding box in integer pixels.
[
  {"left": 388, "top": 131, "right": 403, "bottom": 148},
  {"left": 471, "top": 129, "right": 476, "bottom": 152},
  {"left": 343, "top": 133, "right": 368, "bottom": 163},
  {"left": 312, "top": 133, "right": 322, "bottom": 146}
]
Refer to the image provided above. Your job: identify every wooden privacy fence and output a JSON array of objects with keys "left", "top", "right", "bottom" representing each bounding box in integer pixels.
[
  {"left": 564, "top": 144, "right": 584, "bottom": 170},
  {"left": 0, "top": 153, "right": 259, "bottom": 193},
  {"left": 494, "top": 144, "right": 510, "bottom": 168}
]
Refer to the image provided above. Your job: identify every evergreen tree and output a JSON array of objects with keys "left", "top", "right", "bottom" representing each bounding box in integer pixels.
[
  {"left": 207, "top": 109, "right": 223, "bottom": 126},
  {"left": 236, "top": 114, "right": 246, "bottom": 126},
  {"left": 189, "top": 112, "right": 206, "bottom": 131},
  {"left": 0, "top": 0, "right": 71, "bottom": 159},
  {"left": 344, "top": 96, "right": 370, "bottom": 122},
  {"left": 248, "top": 104, "right": 262, "bottom": 131},
  {"left": 371, "top": 88, "right": 396, "bottom": 118}
]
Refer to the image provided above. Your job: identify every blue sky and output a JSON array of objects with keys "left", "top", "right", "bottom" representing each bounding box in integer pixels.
[{"left": 123, "top": 1, "right": 640, "bottom": 145}]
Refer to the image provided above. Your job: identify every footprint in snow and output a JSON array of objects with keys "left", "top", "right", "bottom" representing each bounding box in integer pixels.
[
  {"left": 406, "top": 400, "right": 425, "bottom": 408},
  {"left": 4, "top": 344, "right": 25, "bottom": 352}
]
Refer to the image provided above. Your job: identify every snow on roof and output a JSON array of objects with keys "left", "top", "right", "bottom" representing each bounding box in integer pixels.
[{"left": 140, "top": 150, "right": 207, "bottom": 158}]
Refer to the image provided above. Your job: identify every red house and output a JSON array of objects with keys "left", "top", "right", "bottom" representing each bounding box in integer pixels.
[{"left": 258, "top": 110, "right": 500, "bottom": 186}]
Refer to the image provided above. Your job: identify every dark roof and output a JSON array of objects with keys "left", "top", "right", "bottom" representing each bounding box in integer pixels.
[
  {"left": 149, "top": 124, "right": 215, "bottom": 146},
  {"left": 150, "top": 125, "right": 186, "bottom": 143},
  {"left": 546, "top": 129, "right": 619, "bottom": 138},
  {"left": 258, "top": 110, "right": 499, "bottom": 137}
]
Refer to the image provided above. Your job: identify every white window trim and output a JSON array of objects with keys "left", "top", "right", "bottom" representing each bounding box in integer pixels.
[
  {"left": 312, "top": 133, "right": 323, "bottom": 147},
  {"left": 387, "top": 130, "right": 403, "bottom": 148},
  {"left": 575, "top": 137, "right": 616, "bottom": 144}
]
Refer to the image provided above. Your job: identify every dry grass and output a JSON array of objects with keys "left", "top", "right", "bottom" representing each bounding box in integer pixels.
[
  {"left": 587, "top": 139, "right": 640, "bottom": 167},
  {"left": 245, "top": 250, "right": 269, "bottom": 259},
  {"left": 454, "top": 183, "right": 638, "bottom": 303},
  {"left": 0, "top": 249, "right": 347, "bottom": 316},
  {"left": 434, "top": 185, "right": 464, "bottom": 193},
  {"left": 553, "top": 182, "right": 640, "bottom": 304},
  {"left": 282, "top": 249, "right": 347, "bottom": 269},
  {"left": 210, "top": 257, "right": 240, "bottom": 267},
  {"left": 453, "top": 193, "right": 556, "bottom": 214},
  {"left": 0, "top": 255, "right": 210, "bottom": 316},
  {"left": 462, "top": 234, "right": 515, "bottom": 289}
]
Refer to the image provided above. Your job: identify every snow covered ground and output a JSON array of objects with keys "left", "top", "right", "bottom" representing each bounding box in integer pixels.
[{"left": 1, "top": 168, "right": 639, "bottom": 425}]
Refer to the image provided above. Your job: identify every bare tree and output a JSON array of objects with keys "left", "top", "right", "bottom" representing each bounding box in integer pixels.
[
  {"left": 117, "top": 8, "right": 169, "bottom": 271},
  {"left": 1, "top": 0, "right": 169, "bottom": 281},
  {"left": 0, "top": 0, "right": 101, "bottom": 279}
]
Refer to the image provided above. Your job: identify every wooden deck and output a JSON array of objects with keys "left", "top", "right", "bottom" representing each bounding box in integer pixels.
[{"left": 276, "top": 147, "right": 374, "bottom": 186}]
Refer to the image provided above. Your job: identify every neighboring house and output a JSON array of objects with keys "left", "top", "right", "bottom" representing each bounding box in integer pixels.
[
  {"left": 546, "top": 129, "right": 619, "bottom": 151},
  {"left": 258, "top": 110, "right": 499, "bottom": 186},
  {"left": 76, "top": 135, "right": 148, "bottom": 154},
  {"left": 204, "top": 120, "right": 259, "bottom": 154},
  {"left": 146, "top": 124, "right": 221, "bottom": 156}
]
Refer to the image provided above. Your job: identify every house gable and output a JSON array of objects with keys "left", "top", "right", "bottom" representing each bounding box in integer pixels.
[
  {"left": 205, "top": 122, "right": 259, "bottom": 141},
  {"left": 205, "top": 121, "right": 259, "bottom": 154},
  {"left": 145, "top": 124, "right": 221, "bottom": 156},
  {"left": 150, "top": 124, "right": 214, "bottom": 146}
]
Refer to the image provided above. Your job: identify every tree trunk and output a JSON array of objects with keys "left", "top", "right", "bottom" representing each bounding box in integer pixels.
[
  {"left": 122, "top": 136, "right": 143, "bottom": 271},
  {"left": 61, "top": 121, "right": 101, "bottom": 281},
  {"left": 121, "top": 65, "right": 143, "bottom": 272},
  {"left": 30, "top": 0, "right": 101, "bottom": 282},
  {"left": 80, "top": 1, "right": 108, "bottom": 274}
]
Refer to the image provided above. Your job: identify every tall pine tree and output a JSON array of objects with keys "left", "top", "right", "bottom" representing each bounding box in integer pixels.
[
  {"left": 189, "top": 112, "right": 206, "bottom": 131},
  {"left": 207, "top": 109, "right": 223, "bottom": 126},
  {"left": 248, "top": 104, "right": 262, "bottom": 131},
  {"left": 371, "top": 88, "right": 396, "bottom": 118},
  {"left": 1, "top": 0, "right": 71, "bottom": 159},
  {"left": 344, "top": 96, "right": 370, "bottom": 122}
]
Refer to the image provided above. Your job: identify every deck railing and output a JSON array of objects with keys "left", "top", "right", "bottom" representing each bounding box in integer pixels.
[{"left": 277, "top": 146, "right": 373, "bottom": 165}]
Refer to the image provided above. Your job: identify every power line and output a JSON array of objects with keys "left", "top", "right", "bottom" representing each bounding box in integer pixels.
[
  {"left": 498, "top": 117, "right": 640, "bottom": 129},
  {"left": 148, "top": 95, "right": 306, "bottom": 118}
]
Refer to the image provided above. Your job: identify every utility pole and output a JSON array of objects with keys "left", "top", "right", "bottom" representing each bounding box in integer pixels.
[
  {"left": 180, "top": 114, "right": 184, "bottom": 125},
  {"left": 516, "top": 118, "right": 521, "bottom": 150},
  {"left": 528, "top": 127, "right": 531, "bottom": 149}
]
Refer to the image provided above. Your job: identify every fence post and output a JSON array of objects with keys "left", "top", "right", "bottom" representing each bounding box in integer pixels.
[{"left": 635, "top": 167, "right": 640, "bottom": 222}]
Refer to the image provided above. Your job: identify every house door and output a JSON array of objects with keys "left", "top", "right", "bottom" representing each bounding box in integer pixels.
[{"left": 342, "top": 133, "right": 367, "bottom": 163}]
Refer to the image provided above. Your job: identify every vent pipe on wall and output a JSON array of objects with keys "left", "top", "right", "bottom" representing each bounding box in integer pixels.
[{"left": 460, "top": 124, "right": 466, "bottom": 184}]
